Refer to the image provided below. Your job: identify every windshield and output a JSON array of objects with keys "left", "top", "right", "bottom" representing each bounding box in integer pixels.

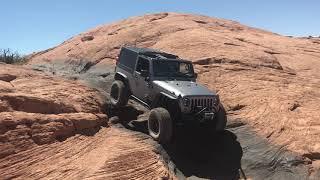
[{"left": 153, "top": 60, "right": 195, "bottom": 78}]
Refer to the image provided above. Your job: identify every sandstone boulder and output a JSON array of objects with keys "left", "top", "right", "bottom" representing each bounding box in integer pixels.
[
  {"left": 28, "top": 12, "right": 320, "bottom": 158},
  {"left": 0, "top": 64, "right": 108, "bottom": 158}
]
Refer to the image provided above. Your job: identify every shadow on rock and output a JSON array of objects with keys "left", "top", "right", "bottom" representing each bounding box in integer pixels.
[
  {"left": 106, "top": 105, "right": 145, "bottom": 122},
  {"left": 165, "top": 124, "right": 242, "bottom": 179},
  {"left": 107, "top": 104, "right": 243, "bottom": 179},
  {"left": 125, "top": 118, "right": 243, "bottom": 179}
]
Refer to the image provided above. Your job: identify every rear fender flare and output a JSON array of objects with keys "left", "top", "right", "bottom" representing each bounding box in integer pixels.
[{"left": 114, "top": 72, "right": 131, "bottom": 94}]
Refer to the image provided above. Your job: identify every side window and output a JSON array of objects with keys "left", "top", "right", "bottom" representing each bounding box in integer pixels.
[
  {"left": 118, "top": 49, "right": 137, "bottom": 72},
  {"left": 179, "top": 63, "right": 190, "bottom": 73},
  {"left": 136, "top": 57, "right": 149, "bottom": 73}
]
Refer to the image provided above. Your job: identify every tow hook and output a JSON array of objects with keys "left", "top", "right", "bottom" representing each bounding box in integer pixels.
[
  {"left": 196, "top": 107, "right": 214, "bottom": 122},
  {"left": 195, "top": 107, "right": 207, "bottom": 116}
]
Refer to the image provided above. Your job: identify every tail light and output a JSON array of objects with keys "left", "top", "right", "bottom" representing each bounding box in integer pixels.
[{"left": 115, "top": 56, "right": 119, "bottom": 64}]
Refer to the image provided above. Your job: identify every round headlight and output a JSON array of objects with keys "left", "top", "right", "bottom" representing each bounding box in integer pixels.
[
  {"left": 215, "top": 95, "right": 220, "bottom": 105},
  {"left": 183, "top": 97, "right": 190, "bottom": 106}
]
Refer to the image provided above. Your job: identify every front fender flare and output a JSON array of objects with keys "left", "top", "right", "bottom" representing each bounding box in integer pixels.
[{"left": 151, "top": 92, "right": 178, "bottom": 109}]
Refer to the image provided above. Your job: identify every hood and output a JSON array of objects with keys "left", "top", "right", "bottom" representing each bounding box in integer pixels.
[{"left": 153, "top": 80, "right": 216, "bottom": 97}]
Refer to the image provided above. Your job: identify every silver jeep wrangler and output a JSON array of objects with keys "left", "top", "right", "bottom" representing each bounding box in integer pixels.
[{"left": 110, "top": 47, "right": 227, "bottom": 143}]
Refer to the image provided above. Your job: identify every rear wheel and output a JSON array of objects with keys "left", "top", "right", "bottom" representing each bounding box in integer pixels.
[
  {"left": 148, "top": 107, "right": 173, "bottom": 144},
  {"left": 215, "top": 103, "right": 227, "bottom": 131},
  {"left": 110, "top": 80, "right": 129, "bottom": 107}
]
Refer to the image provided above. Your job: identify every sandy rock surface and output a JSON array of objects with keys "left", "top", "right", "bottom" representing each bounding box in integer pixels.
[
  {"left": 0, "top": 126, "right": 172, "bottom": 179},
  {"left": 0, "top": 64, "right": 173, "bottom": 179},
  {"left": 29, "top": 13, "right": 320, "bottom": 159},
  {"left": 2, "top": 12, "right": 319, "bottom": 179},
  {"left": 0, "top": 65, "right": 107, "bottom": 157}
]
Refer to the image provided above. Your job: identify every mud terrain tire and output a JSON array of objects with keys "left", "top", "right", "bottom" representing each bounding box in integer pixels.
[
  {"left": 215, "top": 103, "right": 227, "bottom": 131},
  {"left": 148, "top": 107, "right": 173, "bottom": 144},
  {"left": 110, "top": 80, "right": 129, "bottom": 107}
]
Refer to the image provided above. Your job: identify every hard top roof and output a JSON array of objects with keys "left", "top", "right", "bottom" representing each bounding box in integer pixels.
[
  {"left": 123, "top": 46, "right": 163, "bottom": 54},
  {"left": 123, "top": 46, "right": 179, "bottom": 59}
]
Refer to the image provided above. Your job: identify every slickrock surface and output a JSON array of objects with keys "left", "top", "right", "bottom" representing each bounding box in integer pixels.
[
  {"left": 29, "top": 13, "right": 320, "bottom": 160},
  {"left": 2, "top": 12, "right": 319, "bottom": 179},
  {"left": 0, "top": 64, "right": 173, "bottom": 179}
]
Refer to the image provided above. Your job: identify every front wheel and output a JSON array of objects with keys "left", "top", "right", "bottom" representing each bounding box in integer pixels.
[
  {"left": 148, "top": 107, "right": 173, "bottom": 144},
  {"left": 110, "top": 80, "right": 129, "bottom": 108},
  {"left": 215, "top": 103, "right": 227, "bottom": 131}
]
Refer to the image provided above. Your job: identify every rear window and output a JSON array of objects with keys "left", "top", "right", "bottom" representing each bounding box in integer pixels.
[{"left": 118, "top": 48, "right": 137, "bottom": 72}]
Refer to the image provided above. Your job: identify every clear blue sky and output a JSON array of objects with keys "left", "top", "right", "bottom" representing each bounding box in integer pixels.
[{"left": 1, "top": 0, "right": 319, "bottom": 54}]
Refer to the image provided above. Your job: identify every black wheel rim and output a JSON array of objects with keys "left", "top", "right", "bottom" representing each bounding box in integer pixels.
[
  {"left": 111, "top": 84, "right": 119, "bottom": 101},
  {"left": 150, "top": 116, "right": 160, "bottom": 135}
]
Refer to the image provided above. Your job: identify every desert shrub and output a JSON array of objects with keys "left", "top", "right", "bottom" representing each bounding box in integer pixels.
[
  {"left": 0, "top": 48, "right": 27, "bottom": 64},
  {"left": 81, "top": 35, "right": 94, "bottom": 42}
]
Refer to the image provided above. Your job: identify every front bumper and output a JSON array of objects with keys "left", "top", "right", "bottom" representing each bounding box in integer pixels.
[
  {"left": 203, "top": 112, "right": 215, "bottom": 121},
  {"left": 180, "top": 105, "right": 219, "bottom": 123}
]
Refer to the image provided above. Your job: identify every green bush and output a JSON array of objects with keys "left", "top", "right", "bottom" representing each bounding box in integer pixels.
[{"left": 0, "top": 48, "right": 27, "bottom": 64}]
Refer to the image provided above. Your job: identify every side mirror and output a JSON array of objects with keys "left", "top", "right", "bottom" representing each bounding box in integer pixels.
[
  {"left": 194, "top": 73, "right": 198, "bottom": 78},
  {"left": 140, "top": 70, "right": 149, "bottom": 77}
]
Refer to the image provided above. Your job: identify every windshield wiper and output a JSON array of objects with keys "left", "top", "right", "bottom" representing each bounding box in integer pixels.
[
  {"left": 167, "top": 72, "right": 176, "bottom": 80},
  {"left": 182, "top": 72, "right": 194, "bottom": 77}
]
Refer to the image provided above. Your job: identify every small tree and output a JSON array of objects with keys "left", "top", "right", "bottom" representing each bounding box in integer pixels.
[{"left": 0, "top": 48, "right": 26, "bottom": 64}]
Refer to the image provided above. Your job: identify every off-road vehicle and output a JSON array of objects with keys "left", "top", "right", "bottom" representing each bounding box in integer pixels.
[{"left": 110, "top": 47, "right": 227, "bottom": 143}]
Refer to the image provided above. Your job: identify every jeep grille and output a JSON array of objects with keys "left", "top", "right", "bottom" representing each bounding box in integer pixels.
[{"left": 190, "top": 97, "right": 217, "bottom": 110}]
